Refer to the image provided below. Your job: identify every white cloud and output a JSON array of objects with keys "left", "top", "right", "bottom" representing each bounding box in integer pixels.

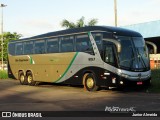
[
  {"left": 152, "top": 0, "right": 160, "bottom": 4},
  {"left": 17, "top": 19, "right": 58, "bottom": 38},
  {"left": 117, "top": 0, "right": 160, "bottom": 26},
  {"left": 24, "top": 19, "right": 54, "bottom": 30}
]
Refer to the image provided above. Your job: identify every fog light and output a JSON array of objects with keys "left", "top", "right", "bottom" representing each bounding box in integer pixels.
[{"left": 120, "top": 81, "right": 123, "bottom": 85}]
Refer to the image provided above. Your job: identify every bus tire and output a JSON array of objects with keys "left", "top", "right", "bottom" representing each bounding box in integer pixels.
[
  {"left": 84, "top": 73, "right": 99, "bottom": 91},
  {"left": 19, "top": 71, "right": 28, "bottom": 85},
  {"left": 27, "top": 72, "right": 36, "bottom": 86}
]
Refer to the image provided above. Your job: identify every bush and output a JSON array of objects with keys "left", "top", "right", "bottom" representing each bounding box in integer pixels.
[
  {"left": 149, "top": 69, "right": 160, "bottom": 92},
  {"left": 0, "top": 70, "right": 8, "bottom": 79}
]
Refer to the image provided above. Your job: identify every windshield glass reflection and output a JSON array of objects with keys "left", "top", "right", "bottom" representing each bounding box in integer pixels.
[{"left": 118, "top": 36, "right": 149, "bottom": 71}]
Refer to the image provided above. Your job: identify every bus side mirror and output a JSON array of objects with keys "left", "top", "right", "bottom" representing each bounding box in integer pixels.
[
  {"left": 116, "top": 42, "right": 121, "bottom": 53},
  {"left": 103, "top": 39, "right": 121, "bottom": 53},
  {"left": 145, "top": 41, "right": 157, "bottom": 54}
]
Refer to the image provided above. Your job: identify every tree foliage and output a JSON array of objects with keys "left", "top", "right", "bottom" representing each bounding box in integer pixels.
[
  {"left": 0, "top": 32, "right": 22, "bottom": 61},
  {"left": 61, "top": 16, "right": 98, "bottom": 29}
]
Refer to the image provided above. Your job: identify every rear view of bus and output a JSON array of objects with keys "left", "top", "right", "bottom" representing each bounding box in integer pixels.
[{"left": 8, "top": 26, "right": 151, "bottom": 91}]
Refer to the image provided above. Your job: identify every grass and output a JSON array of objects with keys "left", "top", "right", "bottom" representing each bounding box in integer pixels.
[
  {"left": 149, "top": 69, "right": 160, "bottom": 93},
  {"left": 0, "top": 70, "right": 8, "bottom": 79}
]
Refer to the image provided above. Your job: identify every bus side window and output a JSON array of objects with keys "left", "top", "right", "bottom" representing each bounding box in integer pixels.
[
  {"left": 94, "top": 33, "right": 102, "bottom": 51},
  {"left": 34, "top": 40, "right": 45, "bottom": 54},
  {"left": 105, "top": 45, "right": 115, "bottom": 65},
  {"left": 24, "top": 41, "right": 33, "bottom": 54},
  {"left": 8, "top": 43, "right": 15, "bottom": 55},
  {"left": 47, "top": 38, "right": 59, "bottom": 53},
  {"left": 76, "top": 34, "right": 93, "bottom": 54},
  {"left": 105, "top": 46, "right": 114, "bottom": 63},
  {"left": 15, "top": 43, "right": 23, "bottom": 55},
  {"left": 61, "top": 36, "right": 74, "bottom": 52}
]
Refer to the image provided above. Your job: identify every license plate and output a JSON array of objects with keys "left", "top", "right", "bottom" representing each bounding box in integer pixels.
[{"left": 137, "top": 82, "right": 143, "bottom": 85}]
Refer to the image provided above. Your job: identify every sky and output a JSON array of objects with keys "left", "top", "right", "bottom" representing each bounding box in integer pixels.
[{"left": 0, "top": 0, "right": 160, "bottom": 38}]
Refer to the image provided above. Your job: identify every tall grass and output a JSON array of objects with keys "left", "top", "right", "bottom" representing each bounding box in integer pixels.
[
  {"left": 149, "top": 69, "right": 160, "bottom": 92},
  {"left": 0, "top": 70, "right": 8, "bottom": 79}
]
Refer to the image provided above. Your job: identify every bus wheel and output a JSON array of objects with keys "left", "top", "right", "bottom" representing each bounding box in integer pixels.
[
  {"left": 27, "top": 72, "right": 36, "bottom": 86},
  {"left": 84, "top": 73, "right": 99, "bottom": 91},
  {"left": 19, "top": 71, "right": 27, "bottom": 85}
]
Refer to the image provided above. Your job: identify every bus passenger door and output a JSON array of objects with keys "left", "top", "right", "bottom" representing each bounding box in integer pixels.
[
  {"left": 104, "top": 44, "right": 117, "bottom": 67},
  {"left": 103, "top": 43, "right": 118, "bottom": 86},
  {"left": 105, "top": 45, "right": 115, "bottom": 64}
]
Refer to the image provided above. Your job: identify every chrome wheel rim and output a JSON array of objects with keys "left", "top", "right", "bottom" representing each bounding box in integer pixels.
[
  {"left": 28, "top": 75, "right": 32, "bottom": 83},
  {"left": 20, "top": 75, "right": 24, "bottom": 82},
  {"left": 86, "top": 78, "right": 94, "bottom": 88}
]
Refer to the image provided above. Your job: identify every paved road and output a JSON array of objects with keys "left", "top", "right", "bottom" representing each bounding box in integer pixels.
[
  {"left": 0, "top": 79, "right": 160, "bottom": 112},
  {"left": 1, "top": 79, "right": 160, "bottom": 120}
]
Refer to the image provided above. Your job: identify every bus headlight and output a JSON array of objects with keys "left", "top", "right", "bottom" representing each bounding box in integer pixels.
[
  {"left": 120, "top": 81, "right": 124, "bottom": 85},
  {"left": 117, "top": 69, "right": 122, "bottom": 75}
]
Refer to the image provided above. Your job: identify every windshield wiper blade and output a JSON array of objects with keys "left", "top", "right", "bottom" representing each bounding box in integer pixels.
[
  {"left": 136, "top": 48, "right": 147, "bottom": 68},
  {"left": 130, "top": 48, "right": 135, "bottom": 68}
]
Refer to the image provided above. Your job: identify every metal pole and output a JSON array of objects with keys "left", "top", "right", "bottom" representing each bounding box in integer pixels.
[
  {"left": 114, "top": 0, "right": 118, "bottom": 27},
  {"left": 0, "top": 4, "right": 7, "bottom": 70},
  {"left": 1, "top": 5, "right": 3, "bottom": 70}
]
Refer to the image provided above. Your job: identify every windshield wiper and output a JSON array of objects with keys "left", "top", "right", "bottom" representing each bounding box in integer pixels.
[
  {"left": 136, "top": 48, "right": 147, "bottom": 68},
  {"left": 130, "top": 48, "right": 135, "bottom": 68},
  {"left": 119, "top": 48, "right": 136, "bottom": 69}
]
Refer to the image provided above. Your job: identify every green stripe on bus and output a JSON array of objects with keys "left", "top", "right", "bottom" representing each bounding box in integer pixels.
[
  {"left": 55, "top": 52, "right": 78, "bottom": 83},
  {"left": 29, "top": 56, "right": 35, "bottom": 64},
  {"left": 29, "top": 56, "right": 33, "bottom": 64},
  {"left": 88, "top": 31, "right": 91, "bottom": 36}
]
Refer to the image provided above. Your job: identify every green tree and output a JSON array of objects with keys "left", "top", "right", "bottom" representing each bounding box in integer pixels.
[
  {"left": 0, "top": 32, "right": 22, "bottom": 61},
  {"left": 61, "top": 16, "right": 98, "bottom": 29}
]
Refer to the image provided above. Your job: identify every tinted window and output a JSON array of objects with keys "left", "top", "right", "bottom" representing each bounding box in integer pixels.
[
  {"left": 119, "top": 37, "right": 134, "bottom": 68},
  {"left": 103, "top": 32, "right": 113, "bottom": 39},
  {"left": 16, "top": 43, "right": 23, "bottom": 55},
  {"left": 61, "top": 36, "right": 74, "bottom": 52},
  {"left": 93, "top": 33, "right": 102, "bottom": 51},
  {"left": 76, "top": 34, "right": 93, "bottom": 54},
  {"left": 24, "top": 41, "right": 33, "bottom": 54},
  {"left": 34, "top": 40, "right": 45, "bottom": 54},
  {"left": 8, "top": 43, "right": 15, "bottom": 55},
  {"left": 105, "top": 45, "right": 115, "bottom": 64},
  {"left": 47, "top": 38, "right": 59, "bottom": 53}
]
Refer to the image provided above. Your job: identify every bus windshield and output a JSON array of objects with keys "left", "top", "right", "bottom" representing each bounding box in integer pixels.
[{"left": 118, "top": 36, "right": 149, "bottom": 71}]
